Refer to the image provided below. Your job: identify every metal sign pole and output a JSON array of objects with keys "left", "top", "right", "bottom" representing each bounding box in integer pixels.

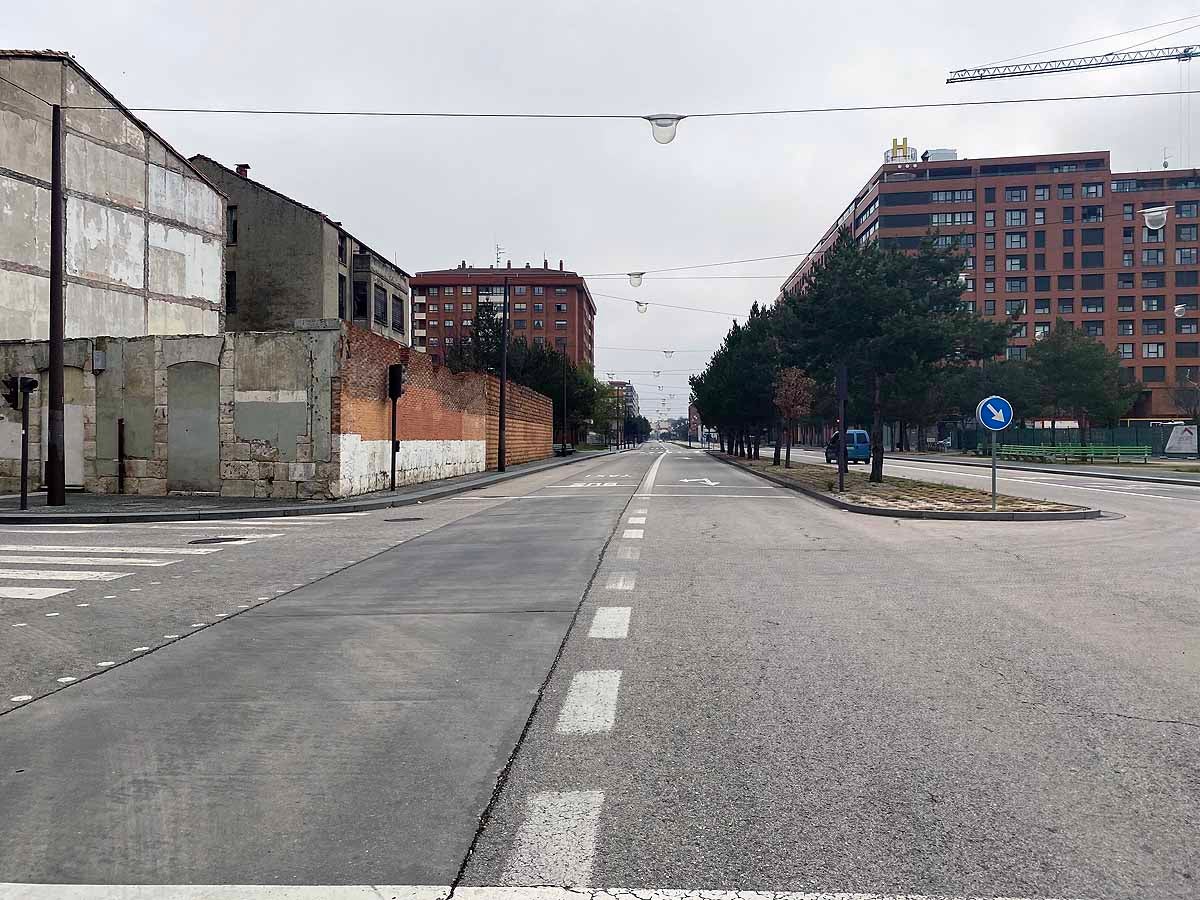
[{"left": 991, "top": 429, "right": 997, "bottom": 511}]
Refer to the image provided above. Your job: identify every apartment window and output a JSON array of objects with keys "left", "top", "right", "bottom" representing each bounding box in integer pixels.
[
  {"left": 1005, "top": 299, "right": 1027, "bottom": 315},
  {"left": 554, "top": 337, "right": 568, "bottom": 349},
  {"left": 984, "top": 256, "right": 996, "bottom": 272},
  {"left": 1177, "top": 270, "right": 1200, "bottom": 287},
  {"left": 513, "top": 319, "right": 526, "bottom": 329},
  {"left": 1144, "top": 294, "right": 1166, "bottom": 311},
  {"left": 1180, "top": 318, "right": 1200, "bottom": 335},
  {"left": 226, "top": 205, "right": 238, "bottom": 245},
  {"left": 1011, "top": 322, "right": 1028, "bottom": 338},
  {"left": 1057, "top": 275, "right": 1074, "bottom": 291},
  {"left": 1144, "top": 226, "right": 1165, "bottom": 243},
  {"left": 1177, "top": 201, "right": 1199, "bottom": 218},
  {"left": 428, "top": 303, "right": 441, "bottom": 312},
  {"left": 1034, "top": 322, "right": 1051, "bottom": 340},
  {"left": 555, "top": 302, "right": 568, "bottom": 312},
  {"left": 984, "top": 299, "right": 996, "bottom": 315},
  {"left": 1005, "top": 210, "right": 1026, "bottom": 226},
  {"left": 1057, "top": 184, "right": 1074, "bottom": 200},
  {"left": 1062, "top": 252, "right": 1075, "bottom": 268},
  {"left": 533, "top": 286, "right": 545, "bottom": 296},
  {"left": 427, "top": 287, "right": 438, "bottom": 296},
  {"left": 532, "top": 319, "right": 544, "bottom": 328},
  {"left": 1004, "top": 186, "right": 1027, "bottom": 202},
  {"left": 1034, "top": 230, "right": 1046, "bottom": 248},
  {"left": 338, "top": 274, "right": 346, "bottom": 318},
  {"left": 444, "top": 320, "right": 454, "bottom": 327},
  {"left": 428, "top": 337, "right": 439, "bottom": 347},
  {"left": 1081, "top": 253, "right": 1104, "bottom": 269},
  {"left": 1118, "top": 297, "right": 1136, "bottom": 313},
  {"left": 1083, "top": 321, "right": 1104, "bottom": 337},
  {"left": 392, "top": 296, "right": 405, "bottom": 332},
  {"left": 984, "top": 187, "right": 996, "bottom": 203},
  {"left": 554, "top": 320, "right": 568, "bottom": 330},
  {"left": 1143, "top": 342, "right": 1166, "bottom": 358},
  {"left": 1120, "top": 366, "right": 1136, "bottom": 383},
  {"left": 1034, "top": 298, "right": 1050, "bottom": 314},
  {"left": 1178, "top": 224, "right": 1199, "bottom": 242},
  {"left": 1119, "top": 319, "right": 1135, "bottom": 335},
  {"left": 1143, "top": 272, "right": 1166, "bottom": 289},
  {"left": 1082, "top": 205, "right": 1104, "bottom": 223},
  {"left": 444, "top": 337, "right": 454, "bottom": 346},
  {"left": 225, "top": 271, "right": 237, "bottom": 314},
  {"left": 373, "top": 285, "right": 388, "bottom": 325},
  {"left": 1005, "top": 255, "right": 1027, "bottom": 271},
  {"left": 554, "top": 287, "right": 568, "bottom": 296},
  {"left": 1143, "top": 248, "right": 1165, "bottom": 265},
  {"left": 963, "top": 255, "right": 976, "bottom": 269},
  {"left": 353, "top": 281, "right": 368, "bottom": 318},
  {"left": 444, "top": 286, "right": 455, "bottom": 296},
  {"left": 1143, "top": 365, "right": 1166, "bottom": 382},
  {"left": 960, "top": 299, "right": 976, "bottom": 313},
  {"left": 1005, "top": 277, "right": 1027, "bottom": 292},
  {"left": 514, "top": 302, "right": 527, "bottom": 311},
  {"left": 1117, "top": 342, "right": 1134, "bottom": 359},
  {"left": 1035, "top": 185, "right": 1050, "bottom": 201},
  {"left": 461, "top": 302, "right": 473, "bottom": 312},
  {"left": 443, "top": 303, "right": 455, "bottom": 312},
  {"left": 984, "top": 278, "right": 995, "bottom": 293},
  {"left": 1035, "top": 208, "right": 1046, "bottom": 225},
  {"left": 1123, "top": 251, "right": 1134, "bottom": 267},
  {"left": 1082, "top": 297, "right": 1104, "bottom": 313},
  {"left": 1118, "top": 272, "right": 1135, "bottom": 288},
  {"left": 514, "top": 286, "right": 528, "bottom": 296},
  {"left": 930, "top": 189, "right": 975, "bottom": 202},
  {"left": 1123, "top": 203, "right": 1135, "bottom": 221},
  {"left": 962, "top": 278, "right": 975, "bottom": 292},
  {"left": 533, "top": 302, "right": 544, "bottom": 312},
  {"left": 1143, "top": 319, "right": 1166, "bottom": 335},
  {"left": 1034, "top": 253, "right": 1046, "bottom": 271},
  {"left": 1178, "top": 343, "right": 1200, "bottom": 358},
  {"left": 1006, "top": 346, "right": 1028, "bottom": 360},
  {"left": 1082, "top": 227, "right": 1104, "bottom": 244},
  {"left": 1180, "top": 295, "right": 1200, "bottom": 311},
  {"left": 1005, "top": 232, "right": 1027, "bottom": 249},
  {"left": 461, "top": 319, "right": 473, "bottom": 327},
  {"left": 337, "top": 233, "right": 346, "bottom": 263},
  {"left": 533, "top": 336, "right": 545, "bottom": 346},
  {"left": 1123, "top": 226, "right": 1134, "bottom": 245},
  {"left": 1062, "top": 207, "right": 1075, "bottom": 223},
  {"left": 1058, "top": 298, "right": 1075, "bottom": 314},
  {"left": 1083, "top": 182, "right": 1104, "bottom": 198},
  {"left": 1063, "top": 228, "right": 1075, "bottom": 246},
  {"left": 461, "top": 286, "right": 473, "bottom": 295}
]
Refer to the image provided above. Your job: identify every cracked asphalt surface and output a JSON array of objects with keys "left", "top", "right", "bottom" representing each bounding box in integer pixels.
[{"left": 0, "top": 442, "right": 1196, "bottom": 898}]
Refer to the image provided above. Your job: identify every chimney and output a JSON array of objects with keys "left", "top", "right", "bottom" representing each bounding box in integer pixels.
[
  {"left": 558, "top": 259, "right": 563, "bottom": 271},
  {"left": 461, "top": 259, "right": 467, "bottom": 269},
  {"left": 525, "top": 262, "right": 531, "bottom": 268},
  {"left": 506, "top": 260, "right": 512, "bottom": 268},
  {"left": 235, "top": 163, "right": 250, "bottom": 178}
]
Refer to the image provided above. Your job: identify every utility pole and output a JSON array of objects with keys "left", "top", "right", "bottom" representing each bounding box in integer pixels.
[
  {"left": 47, "top": 103, "right": 66, "bottom": 506},
  {"left": 498, "top": 275, "right": 509, "bottom": 472},
  {"left": 837, "top": 363, "right": 848, "bottom": 493},
  {"left": 560, "top": 352, "right": 569, "bottom": 454}
]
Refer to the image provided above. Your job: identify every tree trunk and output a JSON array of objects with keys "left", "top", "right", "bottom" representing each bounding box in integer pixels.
[
  {"left": 896, "top": 419, "right": 904, "bottom": 452},
  {"left": 870, "top": 374, "right": 885, "bottom": 483},
  {"left": 753, "top": 431, "right": 761, "bottom": 460},
  {"left": 917, "top": 423, "right": 926, "bottom": 453},
  {"left": 785, "top": 422, "right": 792, "bottom": 468},
  {"left": 773, "top": 418, "right": 782, "bottom": 465}
]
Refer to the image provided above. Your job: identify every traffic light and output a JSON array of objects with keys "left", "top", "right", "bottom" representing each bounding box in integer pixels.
[
  {"left": 2, "top": 376, "right": 18, "bottom": 410},
  {"left": 388, "top": 363, "right": 404, "bottom": 399}
]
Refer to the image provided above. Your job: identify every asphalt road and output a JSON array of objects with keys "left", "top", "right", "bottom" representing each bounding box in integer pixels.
[{"left": 1, "top": 441, "right": 1196, "bottom": 899}]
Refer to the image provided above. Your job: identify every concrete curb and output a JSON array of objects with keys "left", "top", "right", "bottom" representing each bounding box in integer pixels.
[
  {"left": 709, "top": 452, "right": 1102, "bottom": 521},
  {"left": 0, "top": 450, "right": 624, "bottom": 524},
  {"left": 881, "top": 453, "right": 1200, "bottom": 488}
]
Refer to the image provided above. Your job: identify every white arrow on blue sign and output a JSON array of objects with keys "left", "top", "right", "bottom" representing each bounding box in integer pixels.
[{"left": 976, "top": 395, "right": 1014, "bottom": 432}]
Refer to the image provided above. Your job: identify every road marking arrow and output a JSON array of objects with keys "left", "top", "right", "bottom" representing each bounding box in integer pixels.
[
  {"left": 985, "top": 402, "right": 1006, "bottom": 424},
  {"left": 679, "top": 478, "right": 719, "bottom": 486}
]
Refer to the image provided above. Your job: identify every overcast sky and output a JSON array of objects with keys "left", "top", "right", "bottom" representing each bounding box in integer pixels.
[{"left": 12, "top": 1, "right": 1200, "bottom": 419}]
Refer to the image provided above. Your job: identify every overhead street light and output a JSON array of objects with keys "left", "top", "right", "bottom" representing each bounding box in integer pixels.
[
  {"left": 644, "top": 114, "right": 685, "bottom": 144},
  {"left": 1142, "top": 206, "right": 1170, "bottom": 230},
  {"left": 636, "top": 301, "right": 649, "bottom": 313},
  {"left": 1176, "top": 303, "right": 1189, "bottom": 318},
  {"left": 628, "top": 272, "right": 645, "bottom": 287}
]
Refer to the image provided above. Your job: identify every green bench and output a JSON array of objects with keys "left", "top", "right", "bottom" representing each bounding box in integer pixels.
[{"left": 982, "top": 444, "right": 1151, "bottom": 463}]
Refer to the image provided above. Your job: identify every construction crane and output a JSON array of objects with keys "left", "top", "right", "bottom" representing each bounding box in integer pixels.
[{"left": 947, "top": 45, "right": 1197, "bottom": 83}]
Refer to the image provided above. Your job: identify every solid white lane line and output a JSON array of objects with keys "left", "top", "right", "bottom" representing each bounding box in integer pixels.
[
  {"left": 0, "top": 569, "right": 129, "bottom": 582},
  {"left": 0, "top": 545, "right": 220, "bottom": 555},
  {"left": 604, "top": 572, "right": 636, "bottom": 591},
  {"left": 885, "top": 463, "right": 1196, "bottom": 502},
  {"left": 0, "top": 587, "right": 74, "bottom": 600},
  {"left": 634, "top": 493, "right": 792, "bottom": 499},
  {"left": 555, "top": 670, "right": 622, "bottom": 734},
  {"left": 501, "top": 790, "right": 605, "bottom": 887},
  {"left": 461, "top": 890, "right": 1085, "bottom": 900},
  {"left": 0, "top": 555, "right": 177, "bottom": 567},
  {"left": 621, "top": 529, "right": 644, "bottom": 539},
  {"left": 635, "top": 450, "right": 667, "bottom": 495},
  {"left": 589, "top": 606, "right": 631, "bottom": 639},
  {"left": 627, "top": 516, "right": 646, "bottom": 524},
  {"left": 616, "top": 545, "right": 641, "bottom": 560},
  {"left": 0, "top": 529, "right": 92, "bottom": 534},
  {"left": 0, "top": 887, "right": 451, "bottom": 899}
]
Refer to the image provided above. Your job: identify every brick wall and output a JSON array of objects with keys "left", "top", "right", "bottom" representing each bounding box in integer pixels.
[{"left": 484, "top": 376, "right": 553, "bottom": 469}]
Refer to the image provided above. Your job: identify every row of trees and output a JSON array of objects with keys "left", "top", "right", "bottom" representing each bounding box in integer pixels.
[{"left": 690, "top": 231, "right": 1142, "bottom": 482}]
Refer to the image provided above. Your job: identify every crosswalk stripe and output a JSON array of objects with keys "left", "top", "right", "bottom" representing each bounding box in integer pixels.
[
  {"left": 0, "top": 587, "right": 74, "bottom": 600},
  {"left": 0, "top": 555, "right": 178, "bottom": 567},
  {"left": 0, "top": 569, "right": 129, "bottom": 582},
  {"left": 0, "top": 545, "right": 221, "bottom": 555}
]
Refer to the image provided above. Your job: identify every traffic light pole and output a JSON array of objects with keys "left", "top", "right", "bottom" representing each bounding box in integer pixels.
[
  {"left": 498, "top": 277, "right": 508, "bottom": 472},
  {"left": 47, "top": 103, "right": 66, "bottom": 506},
  {"left": 19, "top": 390, "right": 30, "bottom": 511}
]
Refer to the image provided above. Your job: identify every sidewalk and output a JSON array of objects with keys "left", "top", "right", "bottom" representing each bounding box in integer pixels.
[{"left": 0, "top": 450, "right": 619, "bottom": 524}]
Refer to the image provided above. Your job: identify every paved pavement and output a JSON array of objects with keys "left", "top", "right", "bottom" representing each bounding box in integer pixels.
[{"left": 1, "top": 441, "right": 1196, "bottom": 899}]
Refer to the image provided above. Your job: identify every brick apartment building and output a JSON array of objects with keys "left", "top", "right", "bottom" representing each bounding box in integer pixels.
[
  {"left": 410, "top": 261, "right": 596, "bottom": 367},
  {"left": 784, "top": 143, "right": 1200, "bottom": 419}
]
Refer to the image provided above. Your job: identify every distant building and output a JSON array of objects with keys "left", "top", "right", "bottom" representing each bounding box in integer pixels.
[
  {"left": 410, "top": 261, "right": 596, "bottom": 366},
  {"left": 782, "top": 142, "right": 1200, "bottom": 420},
  {"left": 607, "top": 380, "right": 639, "bottom": 417},
  {"left": 189, "top": 156, "right": 410, "bottom": 344},
  {"left": 0, "top": 50, "right": 225, "bottom": 339}
]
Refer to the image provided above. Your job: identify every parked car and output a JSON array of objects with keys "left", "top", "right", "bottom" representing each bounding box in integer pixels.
[{"left": 825, "top": 429, "right": 871, "bottom": 464}]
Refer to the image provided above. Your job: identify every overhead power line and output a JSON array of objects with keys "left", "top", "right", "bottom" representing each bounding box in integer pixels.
[
  {"left": 586, "top": 252, "right": 812, "bottom": 276},
  {"left": 977, "top": 13, "right": 1200, "bottom": 66},
  {"left": 592, "top": 292, "right": 742, "bottom": 318}
]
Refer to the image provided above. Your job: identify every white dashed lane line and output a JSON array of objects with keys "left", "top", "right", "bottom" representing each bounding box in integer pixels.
[
  {"left": 0, "top": 544, "right": 221, "bottom": 555},
  {"left": 0, "top": 555, "right": 177, "bottom": 567},
  {"left": 615, "top": 546, "right": 640, "bottom": 560},
  {"left": 588, "top": 607, "right": 631, "bottom": 639},
  {"left": 555, "top": 670, "right": 622, "bottom": 735},
  {"left": 621, "top": 529, "right": 644, "bottom": 539},
  {"left": 502, "top": 790, "right": 605, "bottom": 887},
  {"left": 604, "top": 572, "right": 636, "bottom": 591},
  {"left": 0, "top": 587, "right": 73, "bottom": 600},
  {"left": 0, "top": 569, "right": 129, "bottom": 582}
]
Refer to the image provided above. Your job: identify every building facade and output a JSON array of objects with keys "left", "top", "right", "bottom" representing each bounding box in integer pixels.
[
  {"left": 784, "top": 144, "right": 1200, "bottom": 419},
  {"left": 410, "top": 261, "right": 596, "bottom": 366},
  {"left": 189, "top": 156, "right": 410, "bottom": 344},
  {"left": 607, "top": 380, "right": 640, "bottom": 417},
  {"left": 0, "top": 50, "right": 225, "bottom": 340}
]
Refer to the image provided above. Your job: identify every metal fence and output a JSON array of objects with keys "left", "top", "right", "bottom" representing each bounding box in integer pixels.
[{"left": 956, "top": 425, "right": 1176, "bottom": 455}]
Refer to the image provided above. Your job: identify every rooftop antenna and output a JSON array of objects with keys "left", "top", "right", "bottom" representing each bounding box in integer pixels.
[{"left": 495, "top": 243, "right": 505, "bottom": 266}]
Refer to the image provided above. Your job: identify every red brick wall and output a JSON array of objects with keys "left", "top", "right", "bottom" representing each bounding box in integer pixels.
[
  {"left": 484, "top": 376, "right": 553, "bottom": 469},
  {"left": 338, "top": 325, "right": 486, "bottom": 443}
]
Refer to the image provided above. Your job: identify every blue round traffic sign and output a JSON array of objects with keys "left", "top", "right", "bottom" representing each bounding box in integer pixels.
[{"left": 976, "top": 395, "right": 1014, "bottom": 432}]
